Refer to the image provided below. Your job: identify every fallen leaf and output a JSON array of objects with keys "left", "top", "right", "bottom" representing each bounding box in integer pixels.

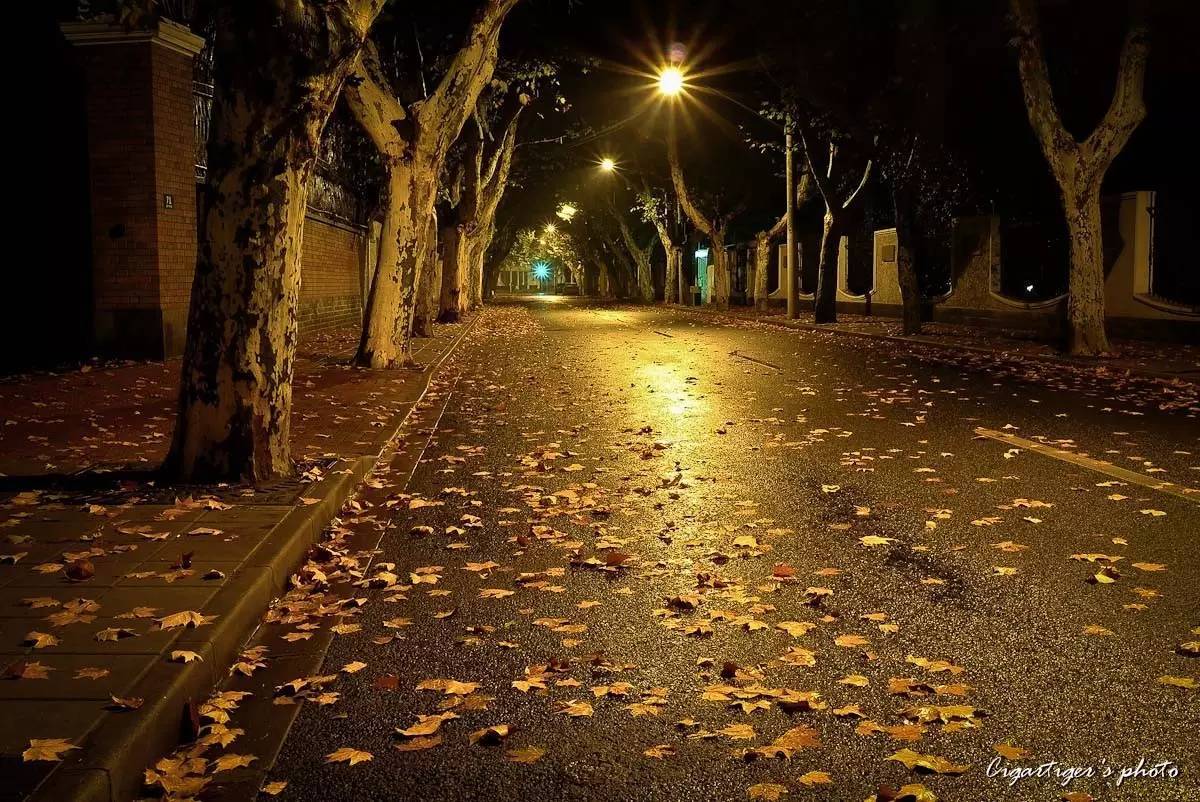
[
  {"left": 748, "top": 783, "right": 788, "bottom": 800},
  {"left": 325, "top": 747, "right": 373, "bottom": 765},
  {"left": 22, "top": 738, "right": 79, "bottom": 762},
  {"left": 506, "top": 746, "right": 546, "bottom": 763}
]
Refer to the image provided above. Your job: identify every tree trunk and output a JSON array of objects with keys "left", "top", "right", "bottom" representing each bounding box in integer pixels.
[
  {"left": 438, "top": 225, "right": 467, "bottom": 322},
  {"left": 412, "top": 213, "right": 440, "bottom": 337},
  {"left": 813, "top": 211, "right": 840, "bottom": 324},
  {"left": 798, "top": 134, "right": 871, "bottom": 327},
  {"left": 1063, "top": 186, "right": 1109, "bottom": 355},
  {"left": 893, "top": 186, "right": 922, "bottom": 335},
  {"left": 165, "top": 1, "right": 381, "bottom": 484},
  {"left": 1009, "top": 0, "right": 1147, "bottom": 355},
  {"left": 709, "top": 235, "right": 729, "bottom": 308},
  {"left": 753, "top": 232, "right": 772, "bottom": 311},
  {"left": 633, "top": 253, "right": 654, "bottom": 302},
  {"left": 664, "top": 246, "right": 681, "bottom": 305},
  {"left": 467, "top": 220, "right": 492, "bottom": 308},
  {"left": 346, "top": 0, "right": 517, "bottom": 362},
  {"left": 355, "top": 163, "right": 429, "bottom": 368}
]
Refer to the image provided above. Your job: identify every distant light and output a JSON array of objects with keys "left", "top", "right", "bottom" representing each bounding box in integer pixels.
[
  {"left": 599, "top": 157, "right": 616, "bottom": 172},
  {"left": 557, "top": 203, "right": 578, "bottom": 220},
  {"left": 532, "top": 261, "right": 552, "bottom": 281},
  {"left": 694, "top": 248, "right": 709, "bottom": 259},
  {"left": 544, "top": 223, "right": 557, "bottom": 234},
  {"left": 658, "top": 66, "right": 685, "bottom": 96},
  {"left": 1026, "top": 284, "right": 1035, "bottom": 293}
]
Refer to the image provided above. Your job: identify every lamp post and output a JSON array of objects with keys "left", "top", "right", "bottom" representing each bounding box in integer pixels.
[
  {"left": 785, "top": 115, "right": 798, "bottom": 319},
  {"left": 653, "top": 63, "right": 797, "bottom": 315}
]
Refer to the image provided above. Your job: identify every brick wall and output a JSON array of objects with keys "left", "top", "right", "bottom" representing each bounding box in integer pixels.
[
  {"left": 150, "top": 41, "right": 198, "bottom": 351},
  {"left": 78, "top": 42, "right": 159, "bottom": 314},
  {"left": 299, "top": 213, "right": 366, "bottom": 334}
]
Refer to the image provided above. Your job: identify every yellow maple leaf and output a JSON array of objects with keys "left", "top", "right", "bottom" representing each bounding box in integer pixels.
[
  {"left": 325, "top": 747, "right": 373, "bottom": 765},
  {"left": 23, "top": 738, "right": 79, "bottom": 762}
]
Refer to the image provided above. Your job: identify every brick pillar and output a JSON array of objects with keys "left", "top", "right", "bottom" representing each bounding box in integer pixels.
[{"left": 61, "top": 19, "right": 204, "bottom": 359}]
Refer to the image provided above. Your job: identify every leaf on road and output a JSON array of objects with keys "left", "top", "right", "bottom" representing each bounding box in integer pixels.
[
  {"left": 506, "top": 746, "right": 546, "bottom": 763},
  {"left": 468, "top": 725, "right": 511, "bottom": 746},
  {"left": 798, "top": 771, "right": 832, "bottom": 787},
  {"left": 326, "top": 747, "right": 373, "bottom": 766},
  {"left": 555, "top": 700, "right": 594, "bottom": 718},
  {"left": 1157, "top": 676, "right": 1196, "bottom": 689},
  {"left": 993, "top": 743, "right": 1030, "bottom": 760},
  {"left": 886, "top": 748, "right": 969, "bottom": 774}
]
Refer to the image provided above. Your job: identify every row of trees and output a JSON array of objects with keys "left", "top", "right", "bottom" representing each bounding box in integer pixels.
[
  {"left": 554, "top": 0, "right": 1151, "bottom": 359},
  {"left": 151, "top": 0, "right": 1153, "bottom": 484},
  {"left": 165, "top": 0, "right": 543, "bottom": 482}
]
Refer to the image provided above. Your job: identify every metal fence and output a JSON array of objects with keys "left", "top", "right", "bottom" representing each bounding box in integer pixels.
[{"left": 191, "top": 69, "right": 370, "bottom": 227}]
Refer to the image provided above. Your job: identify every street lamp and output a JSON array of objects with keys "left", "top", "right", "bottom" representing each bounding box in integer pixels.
[
  {"left": 599, "top": 157, "right": 617, "bottom": 172},
  {"left": 657, "top": 65, "right": 685, "bottom": 97}
]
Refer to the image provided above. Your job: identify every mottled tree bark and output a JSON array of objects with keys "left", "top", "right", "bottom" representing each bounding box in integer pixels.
[
  {"left": 466, "top": 114, "right": 521, "bottom": 308},
  {"left": 346, "top": 0, "right": 518, "bottom": 367},
  {"left": 165, "top": 0, "right": 383, "bottom": 483},
  {"left": 663, "top": 245, "right": 682, "bottom": 305},
  {"left": 438, "top": 224, "right": 468, "bottom": 322},
  {"left": 1010, "top": 0, "right": 1148, "bottom": 356},
  {"left": 412, "top": 211, "right": 441, "bottom": 337}
]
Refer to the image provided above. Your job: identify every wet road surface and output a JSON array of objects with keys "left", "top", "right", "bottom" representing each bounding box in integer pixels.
[{"left": 159, "top": 299, "right": 1199, "bottom": 802}]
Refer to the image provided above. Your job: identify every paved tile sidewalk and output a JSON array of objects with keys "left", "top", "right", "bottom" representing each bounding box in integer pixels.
[
  {"left": 675, "top": 305, "right": 1199, "bottom": 380},
  {"left": 0, "top": 324, "right": 468, "bottom": 801}
]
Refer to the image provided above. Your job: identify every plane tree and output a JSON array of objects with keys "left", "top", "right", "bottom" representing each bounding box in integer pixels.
[
  {"left": 167, "top": 0, "right": 386, "bottom": 483},
  {"left": 343, "top": 0, "right": 520, "bottom": 369}
]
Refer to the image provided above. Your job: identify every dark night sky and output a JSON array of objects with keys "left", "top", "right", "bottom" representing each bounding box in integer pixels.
[{"left": 486, "top": 0, "right": 1195, "bottom": 232}]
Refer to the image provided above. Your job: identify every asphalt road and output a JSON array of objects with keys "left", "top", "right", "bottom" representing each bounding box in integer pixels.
[{"left": 191, "top": 299, "right": 1199, "bottom": 802}]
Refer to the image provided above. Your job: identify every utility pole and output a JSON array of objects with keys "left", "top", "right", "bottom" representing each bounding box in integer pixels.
[{"left": 785, "top": 114, "right": 798, "bottom": 319}]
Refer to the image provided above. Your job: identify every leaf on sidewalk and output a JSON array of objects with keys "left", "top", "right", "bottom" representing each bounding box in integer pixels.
[
  {"left": 22, "top": 738, "right": 79, "bottom": 762},
  {"left": 156, "top": 610, "right": 216, "bottom": 630}
]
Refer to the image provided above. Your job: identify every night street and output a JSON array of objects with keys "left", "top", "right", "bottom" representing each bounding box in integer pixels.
[
  {"left": 163, "top": 299, "right": 1198, "bottom": 802},
  {"left": 22, "top": 3, "right": 1200, "bottom": 800}
]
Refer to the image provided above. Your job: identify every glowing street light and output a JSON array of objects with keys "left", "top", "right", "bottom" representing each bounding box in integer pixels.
[
  {"left": 599, "top": 157, "right": 617, "bottom": 172},
  {"left": 657, "top": 65, "right": 685, "bottom": 97},
  {"left": 532, "top": 261, "right": 552, "bottom": 281},
  {"left": 544, "top": 222, "right": 557, "bottom": 235}
]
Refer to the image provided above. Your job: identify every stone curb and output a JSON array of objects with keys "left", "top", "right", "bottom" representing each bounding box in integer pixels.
[
  {"left": 678, "top": 307, "right": 1194, "bottom": 384},
  {"left": 27, "top": 316, "right": 480, "bottom": 802}
]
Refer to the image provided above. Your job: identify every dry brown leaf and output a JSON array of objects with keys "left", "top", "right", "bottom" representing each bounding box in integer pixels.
[
  {"left": 325, "top": 747, "right": 373, "bottom": 765},
  {"left": 22, "top": 738, "right": 79, "bottom": 762}
]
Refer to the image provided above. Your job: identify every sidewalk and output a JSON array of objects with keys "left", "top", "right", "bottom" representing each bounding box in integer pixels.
[
  {"left": 0, "top": 323, "right": 472, "bottom": 802},
  {"left": 678, "top": 306, "right": 1198, "bottom": 403}
]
